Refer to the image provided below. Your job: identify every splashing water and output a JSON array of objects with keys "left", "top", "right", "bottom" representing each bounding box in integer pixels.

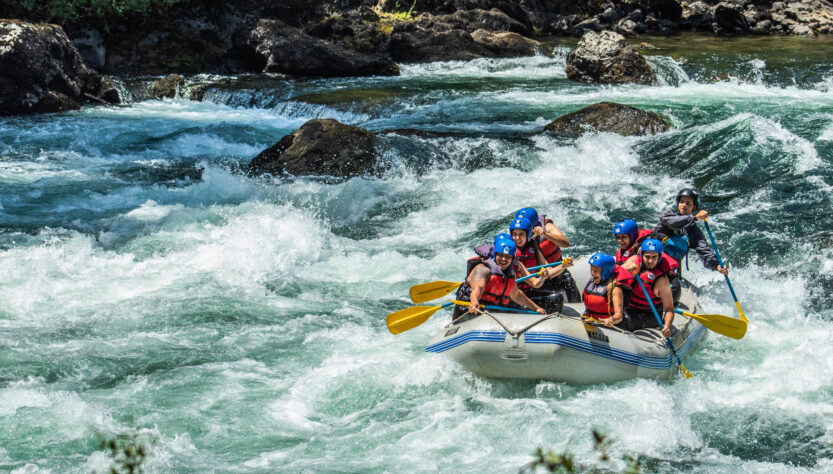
[{"left": 1, "top": 34, "right": 833, "bottom": 472}]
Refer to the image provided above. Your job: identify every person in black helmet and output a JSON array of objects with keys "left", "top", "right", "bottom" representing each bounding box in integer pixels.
[{"left": 652, "top": 188, "right": 729, "bottom": 277}]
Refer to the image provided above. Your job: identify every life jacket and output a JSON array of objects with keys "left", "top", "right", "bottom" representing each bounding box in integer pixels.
[
  {"left": 614, "top": 229, "right": 653, "bottom": 265},
  {"left": 535, "top": 215, "right": 563, "bottom": 263},
  {"left": 459, "top": 245, "right": 517, "bottom": 306},
  {"left": 662, "top": 233, "right": 690, "bottom": 262},
  {"left": 628, "top": 253, "right": 678, "bottom": 311},
  {"left": 516, "top": 243, "right": 540, "bottom": 270},
  {"left": 583, "top": 265, "right": 631, "bottom": 319}
]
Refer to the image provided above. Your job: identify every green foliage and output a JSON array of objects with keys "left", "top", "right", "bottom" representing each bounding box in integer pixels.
[
  {"left": 95, "top": 429, "right": 158, "bottom": 474},
  {"left": 8, "top": 0, "right": 183, "bottom": 24},
  {"left": 390, "top": 0, "right": 417, "bottom": 21},
  {"left": 522, "top": 430, "right": 642, "bottom": 474}
]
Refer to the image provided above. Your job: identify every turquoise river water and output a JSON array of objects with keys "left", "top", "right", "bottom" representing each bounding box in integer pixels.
[{"left": 2, "top": 34, "right": 833, "bottom": 472}]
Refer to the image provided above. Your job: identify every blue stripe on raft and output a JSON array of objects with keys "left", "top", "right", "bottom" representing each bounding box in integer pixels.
[{"left": 425, "top": 323, "right": 708, "bottom": 370}]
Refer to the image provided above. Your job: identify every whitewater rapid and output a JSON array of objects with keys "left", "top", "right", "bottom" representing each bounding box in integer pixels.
[{"left": 2, "top": 37, "right": 833, "bottom": 472}]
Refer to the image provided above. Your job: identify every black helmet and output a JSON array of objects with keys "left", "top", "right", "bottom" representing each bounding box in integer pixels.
[{"left": 676, "top": 188, "right": 699, "bottom": 211}]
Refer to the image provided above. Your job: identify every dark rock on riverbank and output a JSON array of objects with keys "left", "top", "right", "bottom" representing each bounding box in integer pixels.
[
  {"left": 249, "top": 119, "right": 379, "bottom": 177},
  {"left": 246, "top": 19, "right": 399, "bottom": 77},
  {"left": 544, "top": 102, "right": 670, "bottom": 137},
  {"left": 388, "top": 9, "right": 539, "bottom": 62},
  {"left": 566, "top": 31, "right": 655, "bottom": 85},
  {"left": 0, "top": 19, "right": 120, "bottom": 116}
]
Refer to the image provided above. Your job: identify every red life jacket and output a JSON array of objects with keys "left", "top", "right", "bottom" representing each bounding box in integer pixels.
[
  {"left": 537, "top": 238, "right": 562, "bottom": 264},
  {"left": 583, "top": 265, "right": 631, "bottom": 319},
  {"left": 459, "top": 247, "right": 517, "bottom": 306},
  {"left": 481, "top": 271, "right": 516, "bottom": 306},
  {"left": 628, "top": 253, "right": 677, "bottom": 311},
  {"left": 531, "top": 215, "right": 563, "bottom": 264},
  {"left": 516, "top": 244, "right": 539, "bottom": 270},
  {"left": 615, "top": 229, "right": 653, "bottom": 265}
]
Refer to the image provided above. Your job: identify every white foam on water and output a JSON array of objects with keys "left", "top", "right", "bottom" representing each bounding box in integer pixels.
[
  {"left": 748, "top": 115, "right": 822, "bottom": 174},
  {"left": 399, "top": 53, "right": 567, "bottom": 79},
  {"left": 79, "top": 99, "right": 308, "bottom": 131}
]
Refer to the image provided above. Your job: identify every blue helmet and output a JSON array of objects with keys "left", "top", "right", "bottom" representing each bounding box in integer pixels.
[
  {"left": 494, "top": 233, "right": 517, "bottom": 256},
  {"left": 514, "top": 207, "right": 540, "bottom": 227},
  {"left": 509, "top": 217, "right": 533, "bottom": 238},
  {"left": 640, "top": 238, "right": 663, "bottom": 255},
  {"left": 588, "top": 253, "right": 616, "bottom": 281},
  {"left": 613, "top": 219, "right": 639, "bottom": 243}
]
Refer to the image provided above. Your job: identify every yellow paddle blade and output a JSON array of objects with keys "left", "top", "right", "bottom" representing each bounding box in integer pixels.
[
  {"left": 386, "top": 304, "right": 444, "bottom": 335},
  {"left": 409, "top": 281, "right": 462, "bottom": 304},
  {"left": 680, "top": 364, "right": 693, "bottom": 378},
  {"left": 680, "top": 310, "right": 747, "bottom": 340},
  {"left": 736, "top": 301, "right": 749, "bottom": 324}
]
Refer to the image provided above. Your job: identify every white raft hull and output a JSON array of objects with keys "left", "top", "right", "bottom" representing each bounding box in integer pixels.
[{"left": 426, "top": 258, "right": 708, "bottom": 384}]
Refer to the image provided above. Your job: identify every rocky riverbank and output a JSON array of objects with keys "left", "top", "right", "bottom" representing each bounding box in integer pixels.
[{"left": 2, "top": 1, "right": 831, "bottom": 78}]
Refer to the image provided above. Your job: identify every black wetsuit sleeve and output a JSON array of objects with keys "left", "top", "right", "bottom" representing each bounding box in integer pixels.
[
  {"left": 688, "top": 226, "right": 720, "bottom": 270},
  {"left": 657, "top": 209, "right": 697, "bottom": 234}
]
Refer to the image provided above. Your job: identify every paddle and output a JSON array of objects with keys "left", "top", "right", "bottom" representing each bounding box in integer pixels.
[
  {"left": 387, "top": 299, "right": 542, "bottom": 335},
  {"left": 450, "top": 300, "right": 539, "bottom": 314},
  {"left": 516, "top": 259, "right": 567, "bottom": 283},
  {"left": 523, "top": 260, "right": 564, "bottom": 273},
  {"left": 703, "top": 219, "right": 748, "bottom": 323},
  {"left": 409, "top": 261, "right": 564, "bottom": 303},
  {"left": 409, "top": 281, "right": 462, "bottom": 304},
  {"left": 674, "top": 309, "right": 746, "bottom": 340},
  {"left": 635, "top": 276, "right": 693, "bottom": 378},
  {"left": 387, "top": 301, "right": 456, "bottom": 334}
]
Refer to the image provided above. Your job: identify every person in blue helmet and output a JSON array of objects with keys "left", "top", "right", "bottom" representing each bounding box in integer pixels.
[
  {"left": 453, "top": 234, "right": 546, "bottom": 322},
  {"left": 625, "top": 239, "right": 677, "bottom": 336},
  {"left": 509, "top": 217, "right": 573, "bottom": 314},
  {"left": 612, "top": 219, "right": 653, "bottom": 273},
  {"left": 582, "top": 253, "right": 632, "bottom": 329},
  {"left": 652, "top": 189, "right": 728, "bottom": 276},
  {"left": 514, "top": 207, "right": 580, "bottom": 303}
]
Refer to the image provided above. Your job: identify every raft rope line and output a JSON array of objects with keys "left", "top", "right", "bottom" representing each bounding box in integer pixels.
[{"left": 481, "top": 310, "right": 561, "bottom": 338}]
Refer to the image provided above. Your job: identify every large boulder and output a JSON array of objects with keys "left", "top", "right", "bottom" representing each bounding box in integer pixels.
[
  {"left": 247, "top": 19, "right": 399, "bottom": 77},
  {"left": 713, "top": 2, "right": 750, "bottom": 33},
  {"left": 0, "top": 20, "right": 120, "bottom": 116},
  {"left": 388, "top": 11, "right": 538, "bottom": 62},
  {"left": 565, "top": 30, "right": 656, "bottom": 85},
  {"left": 544, "top": 102, "right": 670, "bottom": 138},
  {"left": 248, "top": 119, "right": 378, "bottom": 177}
]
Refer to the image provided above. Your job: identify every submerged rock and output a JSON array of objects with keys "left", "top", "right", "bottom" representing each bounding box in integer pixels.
[
  {"left": 248, "top": 118, "right": 378, "bottom": 177},
  {"left": 151, "top": 74, "right": 186, "bottom": 99},
  {"left": 544, "top": 102, "right": 670, "bottom": 137},
  {"left": 246, "top": 19, "right": 399, "bottom": 77},
  {"left": 565, "top": 30, "right": 656, "bottom": 85},
  {"left": 0, "top": 20, "right": 120, "bottom": 116}
]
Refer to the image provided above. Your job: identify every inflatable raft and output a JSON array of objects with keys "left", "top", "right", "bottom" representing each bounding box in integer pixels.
[{"left": 425, "top": 257, "right": 707, "bottom": 384}]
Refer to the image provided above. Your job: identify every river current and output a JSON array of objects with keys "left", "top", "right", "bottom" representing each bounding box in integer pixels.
[{"left": 2, "top": 34, "right": 833, "bottom": 472}]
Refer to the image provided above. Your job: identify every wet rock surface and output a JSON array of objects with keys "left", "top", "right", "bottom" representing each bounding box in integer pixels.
[
  {"left": 248, "top": 119, "right": 379, "bottom": 177},
  {"left": 246, "top": 19, "right": 399, "bottom": 77},
  {"left": 151, "top": 74, "right": 186, "bottom": 99},
  {"left": 565, "top": 30, "right": 656, "bottom": 85},
  {"left": 544, "top": 102, "right": 671, "bottom": 137},
  {"left": 0, "top": 19, "right": 120, "bottom": 116}
]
